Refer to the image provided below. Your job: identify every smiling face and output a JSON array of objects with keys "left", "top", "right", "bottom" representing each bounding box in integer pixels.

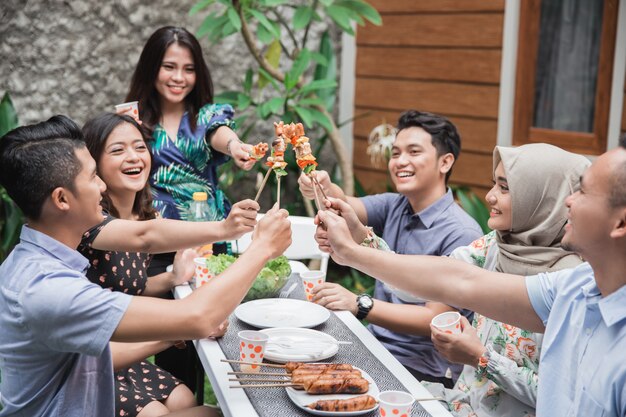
[
  {"left": 388, "top": 127, "right": 446, "bottom": 199},
  {"left": 562, "top": 151, "right": 619, "bottom": 256},
  {"left": 97, "top": 122, "right": 150, "bottom": 197},
  {"left": 486, "top": 161, "right": 512, "bottom": 231},
  {"left": 155, "top": 43, "right": 196, "bottom": 108},
  {"left": 69, "top": 147, "right": 107, "bottom": 231}
]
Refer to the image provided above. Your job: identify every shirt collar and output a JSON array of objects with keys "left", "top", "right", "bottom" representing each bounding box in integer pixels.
[
  {"left": 20, "top": 225, "right": 90, "bottom": 273},
  {"left": 598, "top": 283, "right": 626, "bottom": 327},
  {"left": 580, "top": 275, "right": 626, "bottom": 327},
  {"left": 407, "top": 189, "right": 455, "bottom": 229}
]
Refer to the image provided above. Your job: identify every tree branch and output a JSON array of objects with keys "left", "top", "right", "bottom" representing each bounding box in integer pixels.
[
  {"left": 232, "top": 0, "right": 354, "bottom": 196},
  {"left": 235, "top": 0, "right": 286, "bottom": 82},
  {"left": 272, "top": 9, "right": 299, "bottom": 53}
]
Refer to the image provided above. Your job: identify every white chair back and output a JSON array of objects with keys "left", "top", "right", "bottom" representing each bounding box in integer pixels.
[{"left": 230, "top": 214, "right": 329, "bottom": 274}]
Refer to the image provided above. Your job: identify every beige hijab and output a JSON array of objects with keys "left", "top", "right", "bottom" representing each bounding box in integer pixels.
[{"left": 493, "top": 143, "right": 590, "bottom": 275}]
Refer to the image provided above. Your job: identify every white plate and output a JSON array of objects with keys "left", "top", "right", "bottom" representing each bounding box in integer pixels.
[
  {"left": 234, "top": 298, "right": 330, "bottom": 329},
  {"left": 260, "top": 327, "right": 339, "bottom": 363},
  {"left": 285, "top": 367, "right": 379, "bottom": 416}
]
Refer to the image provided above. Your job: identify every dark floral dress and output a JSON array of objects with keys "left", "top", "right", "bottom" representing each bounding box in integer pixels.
[{"left": 78, "top": 214, "right": 181, "bottom": 416}]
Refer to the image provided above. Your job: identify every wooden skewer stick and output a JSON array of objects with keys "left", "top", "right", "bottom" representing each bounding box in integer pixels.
[
  {"left": 311, "top": 179, "right": 323, "bottom": 211},
  {"left": 414, "top": 397, "right": 445, "bottom": 402},
  {"left": 254, "top": 168, "right": 273, "bottom": 202},
  {"left": 230, "top": 383, "right": 298, "bottom": 389},
  {"left": 220, "top": 359, "right": 285, "bottom": 369},
  {"left": 229, "top": 378, "right": 290, "bottom": 383},
  {"left": 277, "top": 175, "right": 281, "bottom": 208},
  {"left": 311, "top": 175, "right": 328, "bottom": 200},
  {"left": 227, "top": 371, "right": 287, "bottom": 376}
]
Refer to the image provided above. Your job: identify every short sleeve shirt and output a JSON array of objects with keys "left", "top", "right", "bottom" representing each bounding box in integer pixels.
[
  {"left": 361, "top": 190, "right": 483, "bottom": 379},
  {"left": 526, "top": 263, "right": 626, "bottom": 417},
  {"left": 0, "top": 226, "right": 131, "bottom": 417}
]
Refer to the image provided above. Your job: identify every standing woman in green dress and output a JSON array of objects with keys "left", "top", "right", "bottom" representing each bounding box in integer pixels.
[{"left": 120, "top": 25, "right": 257, "bottom": 392}]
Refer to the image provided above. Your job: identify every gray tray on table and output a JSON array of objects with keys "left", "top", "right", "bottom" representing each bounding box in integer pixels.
[{"left": 217, "top": 274, "right": 434, "bottom": 417}]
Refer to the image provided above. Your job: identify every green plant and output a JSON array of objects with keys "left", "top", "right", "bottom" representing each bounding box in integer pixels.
[
  {"left": 452, "top": 185, "right": 491, "bottom": 234},
  {"left": 0, "top": 92, "right": 24, "bottom": 263},
  {"left": 193, "top": 0, "right": 382, "bottom": 206}
]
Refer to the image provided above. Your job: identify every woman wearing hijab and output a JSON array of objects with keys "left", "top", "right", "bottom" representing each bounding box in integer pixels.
[{"left": 423, "top": 143, "right": 590, "bottom": 416}]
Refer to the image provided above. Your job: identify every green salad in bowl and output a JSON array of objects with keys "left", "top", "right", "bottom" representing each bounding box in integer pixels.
[{"left": 203, "top": 254, "right": 291, "bottom": 301}]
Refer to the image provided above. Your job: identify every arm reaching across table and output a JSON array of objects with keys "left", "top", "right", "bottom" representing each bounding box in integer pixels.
[{"left": 316, "top": 209, "right": 544, "bottom": 333}]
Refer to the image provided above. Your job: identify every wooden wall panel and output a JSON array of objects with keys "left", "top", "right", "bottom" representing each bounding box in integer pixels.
[
  {"left": 366, "top": 0, "right": 504, "bottom": 13},
  {"left": 351, "top": 1, "right": 505, "bottom": 195},
  {"left": 354, "top": 167, "right": 392, "bottom": 195},
  {"left": 358, "top": 14, "right": 503, "bottom": 47},
  {"left": 355, "top": 78, "right": 500, "bottom": 119},
  {"left": 356, "top": 47, "right": 501, "bottom": 83},
  {"left": 352, "top": 109, "right": 497, "bottom": 154}
]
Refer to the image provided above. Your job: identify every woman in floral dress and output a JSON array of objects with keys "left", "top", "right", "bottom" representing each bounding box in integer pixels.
[
  {"left": 423, "top": 143, "right": 590, "bottom": 417},
  {"left": 120, "top": 26, "right": 258, "bottom": 389}
]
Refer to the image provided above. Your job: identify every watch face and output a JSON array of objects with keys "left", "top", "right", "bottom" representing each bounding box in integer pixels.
[{"left": 360, "top": 295, "right": 373, "bottom": 309}]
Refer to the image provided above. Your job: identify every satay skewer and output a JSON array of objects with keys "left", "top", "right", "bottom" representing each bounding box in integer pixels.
[
  {"left": 230, "top": 383, "right": 298, "bottom": 388},
  {"left": 221, "top": 359, "right": 285, "bottom": 368},
  {"left": 254, "top": 168, "right": 273, "bottom": 202},
  {"left": 229, "top": 378, "right": 289, "bottom": 382},
  {"left": 277, "top": 175, "right": 281, "bottom": 208},
  {"left": 228, "top": 371, "right": 287, "bottom": 376}
]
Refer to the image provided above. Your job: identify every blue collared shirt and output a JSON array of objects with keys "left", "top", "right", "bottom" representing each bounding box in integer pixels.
[
  {"left": 527, "top": 262, "right": 626, "bottom": 417},
  {"left": 361, "top": 190, "right": 483, "bottom": 379},
  {"left": 0, "top": 226, "right": 131, "bottom": 417}
]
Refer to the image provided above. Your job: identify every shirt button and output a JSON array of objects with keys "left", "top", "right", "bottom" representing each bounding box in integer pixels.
[{"left": 585, "top": 328, "right": 592, "bottom": 335}]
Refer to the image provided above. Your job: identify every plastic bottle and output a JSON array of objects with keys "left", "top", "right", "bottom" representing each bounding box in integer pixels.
[{"left": 188, "top": 192, "right": 213, "bottom": 256}]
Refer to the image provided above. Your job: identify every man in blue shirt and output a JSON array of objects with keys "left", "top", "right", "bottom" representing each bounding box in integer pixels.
[
  {"left": 317, "top": 134, "right": 626, "bottom": 417},
  {"left": 0, "top": 116, "right": 291, "bottom": 417},
  {"left": 299, "top": 110, "right": 482, "bottom": 386}
]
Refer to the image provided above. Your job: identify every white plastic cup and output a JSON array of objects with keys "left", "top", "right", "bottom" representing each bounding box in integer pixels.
[
  {"left": 193, "top": 257, "right": 214, "bottom": 288},
  {"left": 114, "top": 101, "right": 139, "bottom": 120},
  {"left": 300, "top": 270, "right": 326, "bottom": 301},
  {"left": 431, "top": 311, "right": 462, "bottom": 334},
  {"left": 238, "top": 330, "right": 269, "bottom": 373},
  {"left": 378, "top": 390, "right": 414, "bottom": 417}
]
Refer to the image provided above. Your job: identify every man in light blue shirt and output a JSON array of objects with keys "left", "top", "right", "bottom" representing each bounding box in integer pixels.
[
  {"left": 0, "top": 116, "right": 292, "bottom": 416},
  {"left": 317, "top": 134, "right": 626, "bottom": 417},
  {"left": 299, "top": 110, "right": 482, "bottom": 385}
]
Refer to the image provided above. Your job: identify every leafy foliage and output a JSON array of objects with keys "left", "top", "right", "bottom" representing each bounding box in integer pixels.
[
  {"left": 194, "top": 0, "right": 382, "bottom": 207},
  {"left": 0, "top": 92, "right": 24, "bottom": 263},
  {"left": 452, "top": 185, "right": 491, "bottom": 234}
]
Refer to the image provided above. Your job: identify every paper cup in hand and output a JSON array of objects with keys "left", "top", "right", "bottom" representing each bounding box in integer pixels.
[
  {"left": 193, "top": 257, "right": 214, "bottom": 288},
  {"left": 431, "top": 311, "right": 462, "bottom": 334},
  {"left": 238, "top": 330, "right": 269, "bottom": 373},
  {"left": 378, "top": 390, "right": 414, "bottom": 417},
  {"left": 300, "top": 271, "right": 326, "bottom": 301},
  {"left": 114, "top": 101, "right": 139, "bottom": 120}
]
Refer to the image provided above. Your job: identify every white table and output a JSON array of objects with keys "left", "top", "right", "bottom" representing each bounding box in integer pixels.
[{"left": 174, "top": 284, "right": 452, "bottom": 417}]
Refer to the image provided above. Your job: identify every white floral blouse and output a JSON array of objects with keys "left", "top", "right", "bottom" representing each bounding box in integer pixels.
[{"left": 423, "top": 231, "right": 541, "bottom": 417}]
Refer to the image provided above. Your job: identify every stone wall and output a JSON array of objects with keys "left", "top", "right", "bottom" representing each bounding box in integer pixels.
[
  {"left": 1, "top": 0, "right": 342, "bottom": 209},
  {"left": 0, "top": 0, "right": 254, "bottom": 125}
]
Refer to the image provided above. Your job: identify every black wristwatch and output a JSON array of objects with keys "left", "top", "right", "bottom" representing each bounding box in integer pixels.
[{"left": 355, "top": 294, "right": 374, "bottom": 320}]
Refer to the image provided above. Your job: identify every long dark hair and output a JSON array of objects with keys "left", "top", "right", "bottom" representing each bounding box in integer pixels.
[
  {"left": 82, "top": 113, "right": 157, "bottom": 220},
  {"left": 125, "top": 26, "right": 214, "bottom": 135}
]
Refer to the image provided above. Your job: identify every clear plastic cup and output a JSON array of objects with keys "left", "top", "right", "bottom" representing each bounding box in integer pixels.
[
  {"left": 300, "top": 270, "right": 326, "bottom": 301},
  {"left": 378, "top": 390, "right": 414, "bottom": 417},
  {"left": 431, "top": 311, "right": 462, "bottom": 334},
  {"left": 238, "top": 330, "right": 269, "bottom": 373}
]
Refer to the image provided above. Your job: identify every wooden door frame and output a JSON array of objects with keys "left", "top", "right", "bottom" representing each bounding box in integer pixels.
[{"left": 513, "top": 0, "right": 619, "bottom": 154}]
